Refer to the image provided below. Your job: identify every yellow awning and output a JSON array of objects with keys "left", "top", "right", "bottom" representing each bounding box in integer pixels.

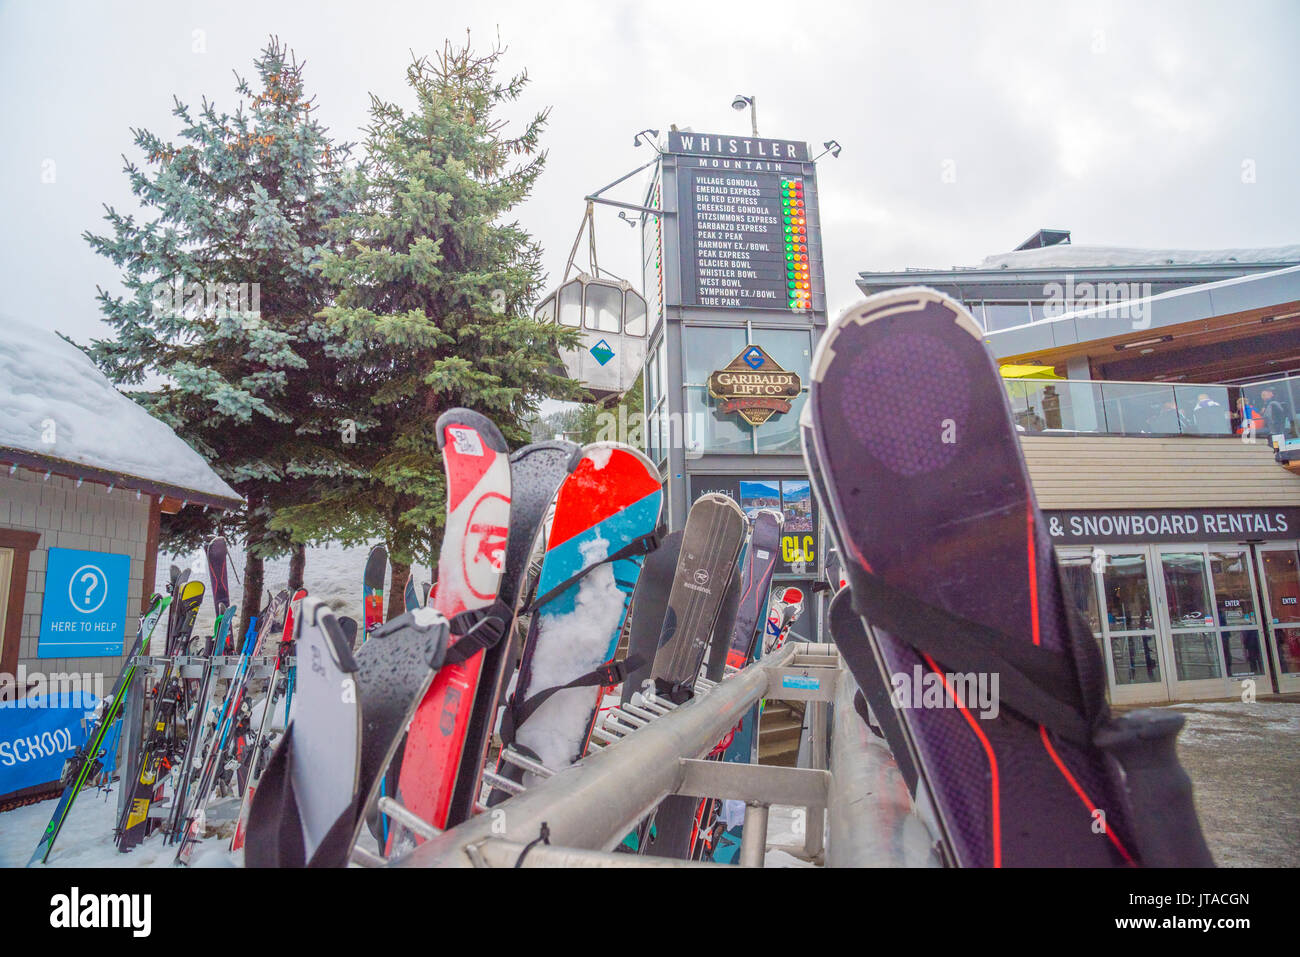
[{"left": 999, "top": 364, "right": 1063, "bottom": 379}]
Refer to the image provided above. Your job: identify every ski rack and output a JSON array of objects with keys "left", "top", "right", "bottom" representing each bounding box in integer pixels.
[
  {"left": 116, "top": 654, "right": 293, "bottom": 833},
  {"left": 372, "top": 643, "right": 942, "bottom": 868}
]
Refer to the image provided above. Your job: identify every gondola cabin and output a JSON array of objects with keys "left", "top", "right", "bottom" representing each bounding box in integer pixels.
[{"left": 536, "top": 272, "right": 647, "bottom": 402}]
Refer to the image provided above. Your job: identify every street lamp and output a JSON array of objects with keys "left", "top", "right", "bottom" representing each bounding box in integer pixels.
[
  {"left": 813, "top": 139, "right": 843, "bottom": 161},
  {"left": 731, "top": 94, "right": 758, "bottom": 136},
  {"left": 633, "top": 128, "right": 660, "bottom": 149}
]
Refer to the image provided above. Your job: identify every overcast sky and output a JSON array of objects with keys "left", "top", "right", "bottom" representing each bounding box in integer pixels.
[{"left": 1, "top": 0, "right": 1297, "bottom": 347}]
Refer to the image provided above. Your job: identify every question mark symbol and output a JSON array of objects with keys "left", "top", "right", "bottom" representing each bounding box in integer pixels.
[{"left": 80, "top": 572, "right": 97, "bottom": 607}]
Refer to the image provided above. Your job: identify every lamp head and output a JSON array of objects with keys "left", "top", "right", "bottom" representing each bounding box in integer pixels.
[
  {"left": 731, "top": 94, "right": 752, "bottom": 111},
  {"left": 824, "top": 139, "right": 842, "bottom": 158},
  {"left": 633, "top": 128, "right": 660, "bottom": 147}
]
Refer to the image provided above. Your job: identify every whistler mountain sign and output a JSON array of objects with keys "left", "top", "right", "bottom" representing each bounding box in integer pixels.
[{"left": 708, "top": 345, "right": 801, "bottom": 426}]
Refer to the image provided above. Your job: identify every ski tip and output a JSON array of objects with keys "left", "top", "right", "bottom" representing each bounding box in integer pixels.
[
  {"left": 810, "top": 287, "right": 982, "bottom": 383},
  {"left": 434, "top": 408, "right": 509, "bottom": 454}
]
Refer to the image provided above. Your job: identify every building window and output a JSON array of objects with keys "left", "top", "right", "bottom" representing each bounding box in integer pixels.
[
  {"left": 644, "top": 336, "right": 668, "bottom": 466},
  {"left": 982, "top": 302, "right": 1034, "bottom": 332},
  {"left": 680, "top": 323, "right": 813, "bottom": 455}
]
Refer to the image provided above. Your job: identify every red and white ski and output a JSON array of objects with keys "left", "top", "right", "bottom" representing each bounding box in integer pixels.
[{"left": 386, "top": 409, "right": 511, "bottom": 855}]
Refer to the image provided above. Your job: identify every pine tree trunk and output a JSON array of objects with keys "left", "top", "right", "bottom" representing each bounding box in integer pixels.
[
  {"left": 388, "top": 559, "right": 410, "bottom": 620},
  {"left": 288, "top": 542, "right": 306, "bottom": 592},
  {"left": 239, "top": 550, "right": 265, "bottom": 642}
]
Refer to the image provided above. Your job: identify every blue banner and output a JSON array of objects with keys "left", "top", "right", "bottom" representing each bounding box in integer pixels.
[
  {"left": 39, "top": 547, "right": 131, "bottom": 657},
  {"left": 0, "top": 691, "right": 97, "bottom": 797}
]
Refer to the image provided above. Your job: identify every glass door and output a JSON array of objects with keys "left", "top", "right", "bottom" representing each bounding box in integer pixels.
[
  {"left": 1097, "top": 549, "right": 1167, "bottom": 704},
  {"left": 1153, "top": 548, "right": 1231, "bottom": 699},
  {"left": 1208, "top": 548, "right": 1272, "bottom": 695},
  {"left": 1255, "top": 543, "right": 1300, "bottom": 693}
]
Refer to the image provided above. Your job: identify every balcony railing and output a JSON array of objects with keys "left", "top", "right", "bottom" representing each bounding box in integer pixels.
[{"left": 1005, "top": 373, "right": 1300, "bottom": 439}]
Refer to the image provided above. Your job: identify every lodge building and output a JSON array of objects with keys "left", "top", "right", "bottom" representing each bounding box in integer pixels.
[{"left": 859, "top": 230, "right": 1300, "bottom": 704}]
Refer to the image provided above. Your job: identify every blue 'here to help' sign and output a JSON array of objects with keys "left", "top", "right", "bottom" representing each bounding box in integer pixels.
[{"left": 39, "top": 547, "right": 131, "bottom": 658}]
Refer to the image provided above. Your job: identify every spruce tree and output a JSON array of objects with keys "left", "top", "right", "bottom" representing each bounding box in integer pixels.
[
  {"left": 83, "top": 38, "right": 360, "bottom": 634},
  {"left": 280, "top": 37, "right": 580, "bottom": 614}
]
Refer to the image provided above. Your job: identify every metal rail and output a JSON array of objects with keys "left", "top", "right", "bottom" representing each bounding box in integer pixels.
[{"left": 391, "top": 641, "right": 940, "bottom": 869}]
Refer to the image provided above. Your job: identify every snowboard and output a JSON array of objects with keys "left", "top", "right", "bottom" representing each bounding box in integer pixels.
[
  {"left": 827, "top": 586, "right": 921, "bottom": 795},
  {"left": 28, "top": 594, "right": 171, "bottom": 865},
  {"left": 363, "top": 545, "right": 388, "bottom": 638},
  {"left": 495, "top": 443, "right": 663, "bottom": 791},
  {"left": 450, "top": 439, "right": 581, "bottom": 821},
  {"left": 705, "top": 586, "right": 809, "bottom": 863},
  {"left": 342, "top": 607, "right": 451, "bottom": 862},
  {"left": 387, "top": 409, "right": 512, "bottom": 855},
  {"left": 403, "top": 572, "right": 419, "bottom": 614},
  {"left": 663, "top": 559, "right": 745, "bottom": 862},
  {"left": 230, "top": 588, "right": 304, "bottom": 852},
  {"left": 649, "top": 493, "right": 747, "bottom": 702},
  {"left": 703, "top": 567, "right": 743, "bottom": 682},
  {"left": 620, "top": 530, "right": 683, "bottom": 705},
  {"left": 244, "top": 597, "right": 361, "bottom": 867},
  {"left": 806, "top": 287, "right": 1211, "bottom": 867},
  {"left": 722, "top": 509, "right": 784, "bottom": 673}
]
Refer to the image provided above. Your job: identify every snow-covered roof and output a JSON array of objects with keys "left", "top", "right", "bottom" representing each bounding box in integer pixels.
[
  {"left": 0, "top": 315, "right": 241, "bottom": 508},
  {"left": 978, "top": 243, "right": 1300, "bottom": 271}
]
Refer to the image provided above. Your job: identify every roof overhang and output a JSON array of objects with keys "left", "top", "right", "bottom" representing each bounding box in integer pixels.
[
  {"left": 983, "top": 265, "right": 1300, "bottom": 371},
  {"left": 0, "top": 446, "right": 244, "bottom": 512}
]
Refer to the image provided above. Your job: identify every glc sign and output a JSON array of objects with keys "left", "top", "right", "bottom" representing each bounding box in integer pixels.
[{"left": 707, "top": 345, "right": 801, "bottom": 426}]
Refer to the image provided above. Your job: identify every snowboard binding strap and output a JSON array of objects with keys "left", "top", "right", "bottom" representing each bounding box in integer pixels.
[
  {"left": 444, "top": 600, "right": 514, "bottom": 665},
  {"left": 499, "top": 655, "right": 644, "bottom": 747},
  {"left": 523, "top": 526, "right": 665, "bottom": 614},
  {"left": 848, "top": 569, "right": 1214, "bottom": 866}
]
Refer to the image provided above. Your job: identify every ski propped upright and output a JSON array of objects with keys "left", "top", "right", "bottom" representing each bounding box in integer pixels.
[
  {"left": 387, "top": 409, "right": 512, "bottom": 855},
  {"left": 806, "top": 287, "right": 1212, "bottom": 867},
  {"left": 229, "top": 588, "right": 304, "bottom": 853},
  {"left": 450, "top": 439, "right": 580, "bottom": 820},
  {"left": 206, "top": 536, "right": 230, "bottom": 621},
  {"left": 243, "top": 597, "right": 361, "bottom": 867},
  {"left": 363, "top": 545, "right": 387, "bottom": 639},
  {"left": 29, "top": 594, "right": 171, "bottom": 866}
]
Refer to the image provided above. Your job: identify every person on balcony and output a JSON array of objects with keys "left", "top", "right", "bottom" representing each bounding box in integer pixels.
[
  {"left": 1259, "top": 388, "right": 1289, "bottom": 437},
  {"left": 1235, "top": 396, "right": 1265, "bottom": 436},
  {"left": 1191, "top": 393, "right": 1226, "bottom": 434},
  {"left": 1147, "top": 398, "right": 1189, "bottom": 434}
]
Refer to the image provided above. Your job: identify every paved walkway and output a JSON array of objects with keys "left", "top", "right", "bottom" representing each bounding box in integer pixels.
[{"left": 1168, "top": 699, "right": 1300, "bottom": 868}]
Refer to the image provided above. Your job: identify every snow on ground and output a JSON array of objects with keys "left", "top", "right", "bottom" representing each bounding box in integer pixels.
[
  {"left": 763, "top": 804, "right": 824, "bottom": 868},
  {"left": 1, "top": 787, "right": 241, "bottom": 869},
  {"left": 156, "top": 540, "right": 382, "bottom": 638},
  {"left": 0, "top": 315, "right": 238, "bottom": 502}
]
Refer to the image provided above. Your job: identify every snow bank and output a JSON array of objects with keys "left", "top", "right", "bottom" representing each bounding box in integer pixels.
[
  {"left": 979, "top": 243, "right": 1300, "bottom": 271},
  {"left": 0, "top": 315, "right": 239, "bottom": 503}
]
